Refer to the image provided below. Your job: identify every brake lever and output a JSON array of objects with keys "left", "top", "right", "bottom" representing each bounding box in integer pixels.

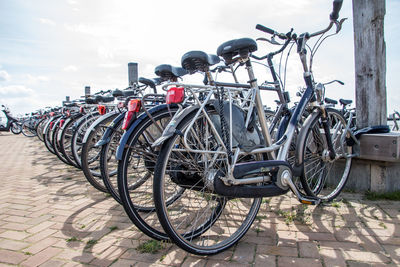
[
  {"left": 256, "top": 37, "right": 281, "bottom": 45},
  {"left": 335, "top": 18, "right": 347, "bottom": 33}
]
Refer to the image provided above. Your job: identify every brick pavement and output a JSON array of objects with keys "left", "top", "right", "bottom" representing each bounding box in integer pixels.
[{"left": 0, "top": 132, "right": 399, "bottom": 266}]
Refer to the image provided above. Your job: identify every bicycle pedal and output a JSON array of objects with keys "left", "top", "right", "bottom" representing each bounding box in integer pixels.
[{"left": 300, "top": 197, "right": 321, "bottom": 205}]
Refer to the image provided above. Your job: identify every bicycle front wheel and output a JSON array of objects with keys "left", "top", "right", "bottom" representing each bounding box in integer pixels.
[{"left": 297, "top": 108, "right": 352, "bottom": 202}]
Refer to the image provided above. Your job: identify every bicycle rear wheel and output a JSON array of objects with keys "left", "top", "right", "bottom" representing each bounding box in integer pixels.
[
  {"left": 21, "top": 120, "right": 37, "bottom": 137},
  {"left": 153, "top": 106, "right": 261, "bottom": 255},
  {"left": 297, "top": 108, "right": 352, "bottom": 202},
  {"left": 81, "top": 113, "right": 118, "bottom": 192},
  {"left": 118, "top": 105, "right": 179, "bottom": 240}
]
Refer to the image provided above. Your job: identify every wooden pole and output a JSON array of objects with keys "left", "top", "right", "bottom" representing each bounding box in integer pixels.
[
  {"left": 128, "top": 62, "right": 138, "bottom": 87},
  {"left": 353, "top": 0, "right": 386, "bottom": 128}
]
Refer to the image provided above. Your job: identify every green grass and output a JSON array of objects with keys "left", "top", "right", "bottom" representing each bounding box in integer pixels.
[
  {"left": 24, "top": 251, "right": 33, "bottom": 255},
  {"left": 365, "top": 191, "right": 400, "bottom": 201},
  {"left": 85, "top": 239, "right": 98, "bottom": 249},
  {"left": 66, "top": 236, "right": 81, "bottom": 242},
  {"left": 109, "top": 226, "right": 118, "bottom": 232},
  {"left": 379, "top": 222, "right": 387, "bottom": 229},
  {"left": 331, "top": 200, "right": 341, "bottom": 208},
  {"left": 256, "top": 215, "right": 267, "bottom": 221},
  {"left": 261, "top": 199, "right": 270, "bottom": 204},
  {"left": 276, "top": 205, "right": 310, "bottom": 225},
  {"left": 136, "top": 240, "right": 163, "bottom": 254}
]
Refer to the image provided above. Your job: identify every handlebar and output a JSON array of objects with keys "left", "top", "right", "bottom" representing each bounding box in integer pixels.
[
  {"left": 256, "top": 0, "right": 344, "bottom": 41},
  {"left": 330, "top": 0, "right": 343, "bottom": 21},
  {"left": 256, "top": 24, "right": 289, "bottom": 40}
]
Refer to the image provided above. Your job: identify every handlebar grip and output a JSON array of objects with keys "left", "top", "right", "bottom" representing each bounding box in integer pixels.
[
  {"left": 330, "top": 0, "right": 343, "bottom": 21},
  {"left": 256, "top": 24, "right": 276, "bottom": 35}
]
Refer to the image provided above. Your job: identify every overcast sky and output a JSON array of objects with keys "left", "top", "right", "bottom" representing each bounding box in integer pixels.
[{"left": 0, "top": 0, "right": 399, "bottom": 117}]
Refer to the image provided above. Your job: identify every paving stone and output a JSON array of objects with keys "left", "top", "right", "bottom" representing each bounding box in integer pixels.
[
  {"left": 23, "top": 237, "right": 60, "bottom": 254},
  {"left": 298, "top": 241, "right": 319, "bottom": 258},
  {"left": 20, "top": 247, "right": 62, "bottom": 267},
  {"left": 277, "top": 257, "right": 322, "bottom": 267},
  {"left": 0, "top": 249, "right": 29, "bottom": 264},
  {"left": 0, "top": 230, "right": 31, "bottom": 240},
  {"left": 0, "top": 239, "right": 30, "bottom": 250}
]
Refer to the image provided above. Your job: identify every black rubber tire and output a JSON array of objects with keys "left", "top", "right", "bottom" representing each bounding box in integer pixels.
[
  {"left": 117, "top": 106, "right": 179, "bottom": 240},
  {"left": 52, "top": 120, "right": 72, "bottom": 165},
  {"left": 153, "top": 106, "right": 261, "bottom": 255},
  {"left": 70, "top": 112, "right": 100, "bottom": 168},
  {"left": 10, "top": 122, "right": 22, "bottom": 134},
  {"left": 296, "top": 108, "right": 352, "bottom": 202},
  {"left": 59, "top": 115, "right": 83, "bottom": 168},
  {"left": 81, "top": 113, "right": 118, "bottom": 192}
]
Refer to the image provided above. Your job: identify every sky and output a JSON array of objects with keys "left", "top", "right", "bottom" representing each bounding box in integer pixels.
[{"left": 0, "top": 0, "right": 399, "bottom": 117}]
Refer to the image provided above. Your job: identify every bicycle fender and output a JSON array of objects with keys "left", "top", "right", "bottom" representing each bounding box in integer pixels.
[
  {"left": 94, "top": 112, "right": 126, "bottom": 147},
  {"left": 294, "top": 109, "right": 320, "bottom": 175},
  {"left": 151, "top": 105, "right": 199, "bottom": 148},
  {"left": 42, "top": 116, "right": 60, "bottom": 137},
  {"left": 82, "top": 111, "right": 119, "bottom": 144},
  {"left": 116, "top": 104, "right": 179, "bottom": 160}
]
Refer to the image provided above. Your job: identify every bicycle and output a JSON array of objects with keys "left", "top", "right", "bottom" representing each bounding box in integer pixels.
[{"left": 152, "top": 0, "right": 352, "bottom": 255}]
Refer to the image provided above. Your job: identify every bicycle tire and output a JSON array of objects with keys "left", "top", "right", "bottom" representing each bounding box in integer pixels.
[
  {"left": 59, "top": 114, "right": 83, "bottom": 168},
  {"left": 99, "top": 113, "right": 125, "bottom": 204},
  {"left": 296, "top": 108, "right": 352, "bottom": 202},
  {"left": 52, "top": 119, "right": 72, "bottom": 165},
  {"left": 117, "top": 105, "right": 180, "bottom": 240},
  {"left": 71, "top": 112, "right": 100, "bottom": 168},
  {"left": 10, "top": 122, "right": 22, "bottom": 135},
  {"left": 81, "top": 112, "right": 118, "bottom": 192},
  {"left": 153, "top": 106, "right": 261, "bottom": 255}
]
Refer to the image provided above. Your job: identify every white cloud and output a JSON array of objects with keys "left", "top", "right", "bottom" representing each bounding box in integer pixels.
[
  {"left": 63, "top": 65, "right": 78, "bottom": 72},
  {"left": 67, "top": 0, "right": 78, "bottom": 5},
  {"left": 0, "top": 85, "right": 34, "bottom": 98},
  {"left": 99, "top": 63, "right": 121, "bottom": 68},
  {"left": 0, "top": 70, "right": 11, "bottom": 82},
  {"left": 97, "top": 46, "right": 114, "bottom": 60},
  {"left": 38, "top": 18, "right": 56, "bottom": 26},
  {"left": 26, "top": 74, "right": 50, "bottom": 84}
]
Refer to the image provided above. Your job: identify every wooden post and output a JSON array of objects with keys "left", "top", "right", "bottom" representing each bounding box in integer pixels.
[
  {"left": 84, "top": 86, "right": 90, "bottom": 98},
  {"left": 353, "top": 0, "right": 386, "bottom": 128},
  {"left": 128, "top": 62, "right": 138, "bottom": 87}
]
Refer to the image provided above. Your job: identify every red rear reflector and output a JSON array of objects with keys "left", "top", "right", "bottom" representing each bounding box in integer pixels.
[
  {"left": 121, "top": 100, "right": 141, "bottom": 130},
  {"left": 50, "top": 121, "right": 54, "bottom": 129},
  {"left": 59, "top": 119, "right": 65, "bottom": 128},
  {"left": 121, "top": 111, "right": 134, "bottom": 130},
  {"left": 128, "top": 99, "right": 141, "bottom": 112},
  {"left": 80, "top": 107, "right": 85, "bottom": 114},
  {"left": 98, "top": 105, "right": 106, "bottom": 115},
  {"left": 166, "top": 87, "right": 184, "bottom": 104},
  {"left": 50, "top": 112, "right": 55, "bottom": 117}
]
